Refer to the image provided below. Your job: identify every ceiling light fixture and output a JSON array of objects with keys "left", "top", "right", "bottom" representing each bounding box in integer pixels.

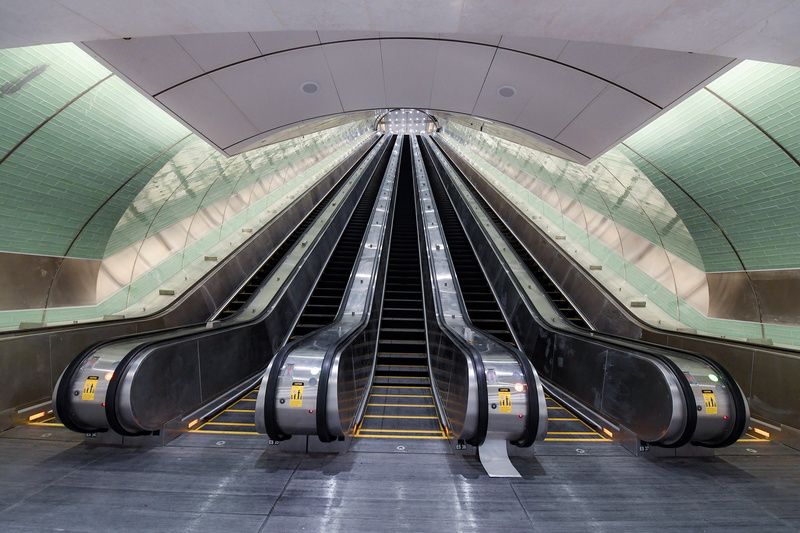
[
  {"left": 301, "top": 81, "right": 319, "bottom": 94},
  {"left": 498, "top": 85, "right": 516, "bottom": 98}
]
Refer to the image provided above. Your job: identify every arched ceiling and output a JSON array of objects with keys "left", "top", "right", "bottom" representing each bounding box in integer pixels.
[
  {"left": 2, "top": 1, "right": 799, "bottom": 65},
  {"left": 82, "top": 33, "right": 733, "bottom": 163}
]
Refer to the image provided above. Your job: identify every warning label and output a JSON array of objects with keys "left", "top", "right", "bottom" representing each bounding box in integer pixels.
[
  {"left": 290, "top": 381, "right": 305, "bottom": 408},
  {"left": 498, "top": 387, "right": 512, "bottom": 414},
  {"left": 702, "top": 389, "right": 717, "bottom": 415},
  {"left": 81, "top": 376, "right": 99, "bottom": 401}
]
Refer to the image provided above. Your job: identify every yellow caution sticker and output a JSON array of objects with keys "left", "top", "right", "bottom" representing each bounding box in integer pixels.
[
  {"left": 702, "top": 389, "right": 717, "bottom": 415},
  {"left": 498, "top": 387, "right": 512, "bottom": 414},
  {"left": 81, "top": 376, "right": 99, "bottom": 401},
  {"left": 289, "top": 381, "right": 305, "bottom": 408}
]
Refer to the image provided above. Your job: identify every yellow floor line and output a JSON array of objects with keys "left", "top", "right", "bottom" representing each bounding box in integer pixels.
[
  {"left": 355, "top": 433, "right": 447, "bottom": 440},
  {"left": 203, "top": 422, "right": 256, "bottom": 427},
  {"left": 370, "top": 394, "right": 432, "bottom": 398},
  {"left": 357, "top": 428, "right": 443, "bottom": 433},
  {"left": 547, "top": 406, "right": 568, "bottom": 410},
  {"left": 193, "top": 429, "right": 259, "bottom": 435},
  {"left": 235, "top": 398, "right": 256, "bottom": 402},
  {"left": 374, "top": 375, "right": 428, "bottom": 379},
  {"left": 225, "top": 409, "right": 256, "bottom": 413},
  {"left": 367, "top": 403, "right": 434, "bottom": 408},
  {"left": 28, "top": 422, "right": 64, "bottom": 427},
  {"left": 737, "top": 438, "right": 768, "bottom": 442},
  {"left": 545, "top": 437, "right": 611, "bottom": 442},
  {"left": 363, "top": 414, "right": 438, "bottom": 419},
  {"left": 372, "top": 385, "right": 430, "bottom": 389},
  {"left": 549, "top": 417, "right": 580, "bottom": 421},
  {"left": 547, "top": 431, "right": 599, "bottom": 435}
]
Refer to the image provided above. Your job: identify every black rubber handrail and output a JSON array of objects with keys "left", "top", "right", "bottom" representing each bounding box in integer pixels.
[
  {"left": 420, "top": 138, "right": 540, "bottom": 447},
  {"left": 263, "top": 138, "right": 394, "bottom": 441},
  {"left": 412, "top": 136, "right": 489, "bottom": 447}
]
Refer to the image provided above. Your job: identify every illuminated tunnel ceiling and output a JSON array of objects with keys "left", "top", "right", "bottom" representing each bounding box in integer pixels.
[{"left": 83, "top": 32, "right": 732, "bottom": 163}]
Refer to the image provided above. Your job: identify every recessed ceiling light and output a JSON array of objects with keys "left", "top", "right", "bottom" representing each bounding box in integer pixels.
[
  {"left": 301, "top": 81, "right": 319, "bottom": 94},
  {"left": 498, "top": 85, "right": 516, "bottom": 98}
]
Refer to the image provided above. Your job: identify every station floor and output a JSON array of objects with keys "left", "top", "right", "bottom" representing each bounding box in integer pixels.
[{"left": 0, "top": 424, "right": 798, "bottom": 532}]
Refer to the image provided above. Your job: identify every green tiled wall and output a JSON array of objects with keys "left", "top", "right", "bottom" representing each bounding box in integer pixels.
[
  {"left": 0, "top": 42, "right": 371, "bottom": 331},
  {"left": 624, "top": 88, "right": 800, "bottom": 271},
  {"left": 441, "top": 58, "right": 800, "bottom": 348}
]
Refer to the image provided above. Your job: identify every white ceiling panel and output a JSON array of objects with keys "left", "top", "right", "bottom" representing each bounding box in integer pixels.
[
  {"left": 367, "top": 0, "right": 463, "bottom": 33},
  {"left": 175, "top": 32, "right": 260, "bottom": 72},
  {"left": 249, "top": 31, "right": 320, "bottom": 55},
  {"left": 513, "top": 55, "right": 607, "bottom": 139},
  {"left": 498, "top": 35, "right": 567, "bottom": 60},
  {"left": 4, "top": 1, "right": 800, "bottom": 67},
  {"left": 558, "top": 41, "right": 732, "bottom": 107},
  {"left": 157, "top": 77, "right": 258, "bottom": 149},
  {"left": 322, "top": 41, "right": 386, "bottom": 111},
  {"left": 0, "top": 0, "right": 112, "bottom": 49},
  {"left": 212, "top": 48, "right": 342, "bottom": 136},
  {"left": 381, "top": 40, "right": 438, "bottom": 108},
  {"left": 439, "top": 33, "right": 501, "bottom": 46},
  {"left": 631, "top": 0, "right": 792, "bottom": 53},
  {"left": 85, "top": 36, "right": 203, "bottom": 94},
  {"left": 83, "top": 31, "right": 743, "bottom": 162},
  {"left": 63, "top": 0, "right": 282, "bottom": 36},
  {"left": 430, "top": 42, "right": 494, "bottom": 114},
  {"left": 318, "top": 31, "right": 380, "bottom": 43},
  {"left": 268, "top": 0, "right": 371, "bottom": 30},
  {"left": 713, "top": 2, "right": 800, "bottom": 66},
  {"left": 556, "top": 85, "right": 658, "bottom": 157}
]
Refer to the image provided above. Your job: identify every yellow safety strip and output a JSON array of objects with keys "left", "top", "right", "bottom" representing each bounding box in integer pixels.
[
  {"left": 367, "top": 403, "right": 434, "bottom": 408},
  {"left": 362, "top": 414, "right": 438, "bottom": 419}
]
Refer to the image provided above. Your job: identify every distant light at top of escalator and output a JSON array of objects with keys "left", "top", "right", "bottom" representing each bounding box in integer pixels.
[{"left": 708, "top": 374, "right": 719, "bottom": 382}]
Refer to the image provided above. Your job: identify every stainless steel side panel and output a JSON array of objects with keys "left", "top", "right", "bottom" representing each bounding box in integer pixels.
[
  {"left": 265, "top": 136, "right": 401, "bottom": 438},
  {"left": 411, "top": 136, "right": 536, "bottom": 449}
]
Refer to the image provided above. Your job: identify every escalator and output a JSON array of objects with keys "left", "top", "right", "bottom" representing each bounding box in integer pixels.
[
  {"left": 420, "top": 138, "right": 606, "bottom": 445},
  {"left": 454, "top": 181, "right": 590, "bottom": 330},
  {"left": 214, "top": 176, "right": 350, "bottom": 321},
  {"left": 54, "top": 136, "right": 394, "bottom": 437},
  {"left": 185, "top": 137, "right": 396, "bottom": 441},
  {"left": 422, "top": 135, "right": 749, "bottom": 449},
  {"left": 258, "top": 135, "right": 546, "bottom": 477},
  {"left": 6, "top": 137, "right": 376, "bottom": 431},
  {"left": 355, "top": 140, "right": 446, "bottom": 441},
  {"left": 289, "top": 160, "right": 386, "bottom": 338}
]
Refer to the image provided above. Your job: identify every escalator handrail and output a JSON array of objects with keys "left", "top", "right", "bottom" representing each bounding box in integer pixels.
[
  {"left": 420, "top": 137, "right": 542, "bottom": 447},
  {"left": 316, "top": 136, "right": 401, "bottom": 441},
  {"left": 435, "top": 137, "right": 754, "bottom": 444},
  {"left": 56, "top": 136, "right": 390, "bottom": 435},
  {"left": 429, "top": 136, "right": 705, "bottom": 447},
  {"left": 411, "top": 136, "right": 490, "bottom": 446},
  {"left": 262, "top": 136, "right": 399, "bottom": 441}
]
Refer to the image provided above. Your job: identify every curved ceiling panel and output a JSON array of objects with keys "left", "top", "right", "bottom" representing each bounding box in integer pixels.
[
  {"left": 85, "top": 33, "right": 732, "bottom": 163},
  {"left": 2, "top": 1, "right": 800, "bottom": 66}
]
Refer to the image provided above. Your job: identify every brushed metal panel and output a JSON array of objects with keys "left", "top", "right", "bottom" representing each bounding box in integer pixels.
[
  {"left": 749, "top": 269, "right": 800, "bottom": 325},
  {"left": 749, "top": 351, "right": 800, "bottom": 428},
  {"left": 47, "top": 257, "right": 102, "bottom": 307},
  {"left": 0, "top": 253, "right": 59, "bottom": 310},
  {"left": 706, "top": 271, "right": 760, "bottom": 322}
]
